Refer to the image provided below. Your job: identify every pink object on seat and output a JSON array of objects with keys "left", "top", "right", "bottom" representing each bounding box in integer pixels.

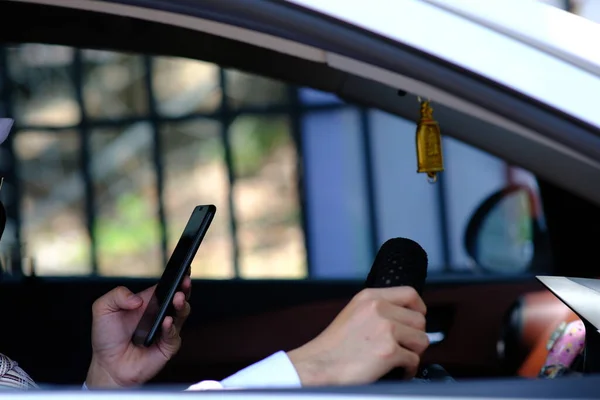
[{"left": 539, "top": 320, "right": 586, "bottom": 378}]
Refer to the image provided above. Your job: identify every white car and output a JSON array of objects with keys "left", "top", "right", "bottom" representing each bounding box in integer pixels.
[{"left": 0, "top": 0, "right": 599, "bottom": 398}]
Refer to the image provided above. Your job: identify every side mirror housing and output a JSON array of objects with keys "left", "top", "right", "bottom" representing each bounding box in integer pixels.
[{"left": 464, "top": 184, "right": 551, "bottom": 274}]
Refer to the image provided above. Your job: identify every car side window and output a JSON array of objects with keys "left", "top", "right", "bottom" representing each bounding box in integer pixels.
[{"left": 0, "top": 44, "right": 549, "bottom": 280}]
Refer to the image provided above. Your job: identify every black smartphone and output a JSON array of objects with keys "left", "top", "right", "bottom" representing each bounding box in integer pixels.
[{"left": 132, "top": 204, "right": 216, "bottom": 347}]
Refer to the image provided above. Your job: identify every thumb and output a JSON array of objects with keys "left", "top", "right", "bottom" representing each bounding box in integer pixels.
[{"left": 92, "top": 286, "right": 143, "bottom": 316}]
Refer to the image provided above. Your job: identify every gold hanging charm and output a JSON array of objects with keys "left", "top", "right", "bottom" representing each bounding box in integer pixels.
[{"left": 415, "top": 99, "right": 444, "bottom": 183}]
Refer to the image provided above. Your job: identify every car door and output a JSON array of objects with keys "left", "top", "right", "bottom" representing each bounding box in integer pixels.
[{"left": 0, "top": 0, "right": 597, "bottom": 386}]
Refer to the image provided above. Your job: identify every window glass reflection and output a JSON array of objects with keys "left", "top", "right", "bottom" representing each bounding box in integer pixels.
[
  {"left": 15, "top": 130, "right": 91, "bottom": 275},
  {"left": 91, "top": 123, "right": 162, "bottom": 276},
  {"left": 230, "top": 115, "right": 306, "bottom": 278},
  {"left": 0, "top": 42, "right": 549, "bottom": 279},
  {"left": 83, "top": 50, "right": 147, "bottom": 119},
  {"left": 153, "top": 57, "right": 220, "bottom": 116},
  {"left": 8, "top": 44, "right": 79, "bottom": 127},
  {"left": 225, "top": 70, "right": 288, "bottom": 110},
  {"left": 161, "top": 119, "right": 234, "bottom": 279}
]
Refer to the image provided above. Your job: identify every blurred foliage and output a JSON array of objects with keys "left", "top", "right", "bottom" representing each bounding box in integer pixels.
[
  {"left": 516, "top": 191, "right": 532, "bottom": 242},
  {"left": 231, "top": 116, "right": 290, "bottom": 178},
  {"left": 96, "top": 193, "right": 158, "bottom": 257},
  {"left": 196, "top": 135, "right": 223, "bottom": 163},
  {"left": 67, "top": 238, "right": 90, "bottom": 265}
]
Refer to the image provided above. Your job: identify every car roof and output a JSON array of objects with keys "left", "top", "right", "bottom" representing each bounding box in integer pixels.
[
  {"left": 422, "top": 0, "right": 600, "bottom": 75},
  {"left": 5, "top": 0, "right": 600, "bottom": 206},
  {"left": 289, "top": 0, "right": 600, "bottom": 128}
]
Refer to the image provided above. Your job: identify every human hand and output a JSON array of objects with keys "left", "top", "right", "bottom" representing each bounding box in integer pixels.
[
  {"left": 85, "top": 276, "right": 192, "bottom": 389},
  {"left": 287, "top": 287, "right": 428, "bottom": 386}
]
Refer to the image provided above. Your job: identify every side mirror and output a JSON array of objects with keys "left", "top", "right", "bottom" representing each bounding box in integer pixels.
[{"left": 464, "top": 184, "right": 551, "bottom": 274}]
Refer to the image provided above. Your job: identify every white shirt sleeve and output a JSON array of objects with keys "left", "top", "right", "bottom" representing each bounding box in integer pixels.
[
  {"left": 186, "top": 351, "right": 302, "bottom": 391},
  {"left": 82, "top": 351, "right": 301, "bottom": 391}
]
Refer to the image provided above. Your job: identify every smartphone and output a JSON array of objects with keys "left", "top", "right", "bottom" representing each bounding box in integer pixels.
[{"left": 132, "top": 204, "right": 216, "bottom": 347}]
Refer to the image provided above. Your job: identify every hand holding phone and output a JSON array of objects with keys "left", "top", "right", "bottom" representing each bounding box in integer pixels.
[{"left": 133, "top": 205, "right": 216, "bottom": 347}]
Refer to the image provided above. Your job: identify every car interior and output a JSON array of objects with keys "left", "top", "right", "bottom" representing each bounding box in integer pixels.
[{"left": 0, "top": 0, "right": 599, "bottom": 391}]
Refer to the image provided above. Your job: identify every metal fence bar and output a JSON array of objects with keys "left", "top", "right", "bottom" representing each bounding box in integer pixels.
[
  {"left": 143, "top": 55, "right": 168, "bottom": 268},
  {"left": 218, "top": 69, "right": 241, "bottom": 277},
  {"left": 72, "top": 49, "right": 99, "bottom": 274},
  {"left": 14, "top": 102, "right": 348, "bottom": 133}
]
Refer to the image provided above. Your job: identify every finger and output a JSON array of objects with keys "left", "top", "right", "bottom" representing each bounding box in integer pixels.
[
  {"left": 382, "top": 344, "right": 420, "bottom": 380},
  {"left": 172, "top": 291, "right": 186, "bottom": 311},
  {"left": 162, "top": 316, "right": 175, "bottom": 335},
  {"left": 161, "top": 316, "right": 179, "bottom": 346},
  {"left": 392, "top": 323, "right": 430, "bottom": 355},
  {"left": 92, "top": 286, "right": 143, "bottom": 316},
  {"left": 375, "top": 287, "right": 427, "bottom": 315},
  {"left": 156, "top": 316, "right": 181, "bottom": 357},
  {"left": 394, "top": 347, "right": 420, "bottom": 380},
  {"left": 173, "top": 300, "right": 191, "bottom": 332},
  {"left": 380, "top": 344, "right": 420, "bottom": 380},
  {"left": 380, "top": 302, "right": 427, "bottom": 331},
  {"left": 180, "top": 275, "right": 192, "bottom": 301}
]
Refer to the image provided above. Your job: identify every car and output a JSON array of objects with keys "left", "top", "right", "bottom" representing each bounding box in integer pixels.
[{"left": 0, "top": 0, "right": 599, "bottom": 398}]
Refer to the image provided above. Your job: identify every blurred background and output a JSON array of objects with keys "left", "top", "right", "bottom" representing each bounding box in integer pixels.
[{"left": 0, "top": 0, "right": 596, "bottom": 281}]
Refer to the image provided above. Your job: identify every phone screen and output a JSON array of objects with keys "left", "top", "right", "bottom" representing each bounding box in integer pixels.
[{"left": 133, "top": 205, "right": 215, "bottom": 346}]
